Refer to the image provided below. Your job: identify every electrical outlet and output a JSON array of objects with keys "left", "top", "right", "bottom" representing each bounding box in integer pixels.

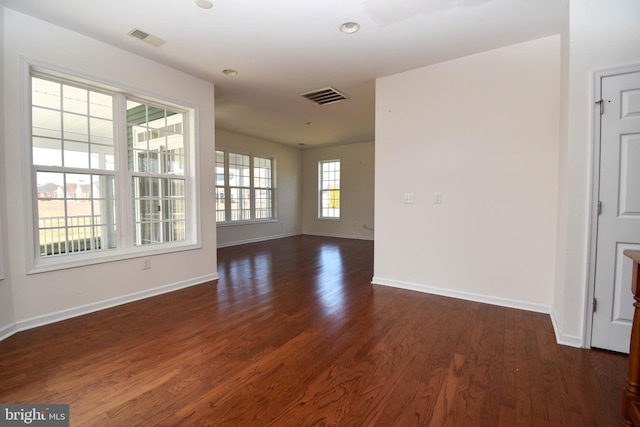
[
  {"left": 404, "top": 192, "right": 415, "bottom": 204},
  {"left": 143, "top": 258, "right": 150, "bottom": 270}
]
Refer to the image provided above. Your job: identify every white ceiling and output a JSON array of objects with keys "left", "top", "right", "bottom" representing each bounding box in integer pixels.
[{"left": 0, "top": 0, "right": 567, "bottom": 147}]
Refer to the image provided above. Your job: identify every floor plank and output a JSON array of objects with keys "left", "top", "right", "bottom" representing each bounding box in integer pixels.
[{"left": 0, "top": 236, "right": 629, "bottom": 426}]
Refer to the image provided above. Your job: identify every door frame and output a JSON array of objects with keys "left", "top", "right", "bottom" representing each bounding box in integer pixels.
[{"left": 585, "top": 63, "right": 640, "bottom": 349}]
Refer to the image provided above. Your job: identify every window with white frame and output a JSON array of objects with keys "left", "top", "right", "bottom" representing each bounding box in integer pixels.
[
  {"left": 215, "top": 150, "right": 274, "bottom": 223},
  {"left": 319, "top": 160, "right": 340, "bottom": 219},
  {"left": 30, "top": 70, "right": 195, "bottom": 266}
]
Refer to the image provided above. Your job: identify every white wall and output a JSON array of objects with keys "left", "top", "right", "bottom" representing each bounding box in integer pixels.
[
  {"left": 374, "top": 36, "right": 560, "bottom": 314},
  {"left": 0, "top": 6, "right": 16, "bottom": 339},
  {"left": 302, "top": 141, "right": 375, "bottom": 240},
  {"left": 1, "top": 9, "right": 217, "bottom": 334},
  {"left": 216, "top": 129, "right": 302, "bottom": 247},
  {"left": 555, "top": 0, "right": 640, "bottom": 345}
]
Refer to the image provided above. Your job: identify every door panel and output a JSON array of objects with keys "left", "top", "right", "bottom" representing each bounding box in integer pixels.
[
  {"left": 613, "top": 244, "right": 636, "bottom": 322},
  {"left": 591, "top": 70, "right": 640, "bottom": 353},
  {"left": 620, "top": 134, "right": 640, "bottom": 216}
]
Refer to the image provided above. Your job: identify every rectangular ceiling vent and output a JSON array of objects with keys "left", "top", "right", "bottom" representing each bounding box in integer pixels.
[
  {"left": 300, "top": 87, "right": 348, "bottom": 106},
  {"left": 127, "top": 28, "right": 166, "bottom": 47}
]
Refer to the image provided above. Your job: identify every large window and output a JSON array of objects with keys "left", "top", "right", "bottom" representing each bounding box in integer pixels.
[
  {"left": 30, "top": 70, "right": 195, "bottom": 268},
  {"left": 319, "top": 160, "right": 340, "bottom": 219},
  {"left": 215, "top": 150, "right": 274, "bottom": 223}
]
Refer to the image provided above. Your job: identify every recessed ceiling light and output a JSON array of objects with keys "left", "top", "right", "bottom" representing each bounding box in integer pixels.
[
  {"left": 339, "top": 21, "right": 360, "bottom": 34},
  {"left": 195, "top": 0, "right": 213, "bottom": 9},
  {"left": 305, "top": 122, "right": 313, "bottom": 126},
  {"left": 222, "top": 69, "right": 238, "bottom": 76}
]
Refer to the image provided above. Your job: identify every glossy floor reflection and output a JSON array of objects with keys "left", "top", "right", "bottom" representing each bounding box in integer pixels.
[{"left": 217, "top": 236, "right": 370, "bottom": 320}]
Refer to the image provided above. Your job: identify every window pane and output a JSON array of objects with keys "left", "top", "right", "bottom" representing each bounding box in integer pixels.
[
  {"left": 32, "top": 107, "right": 61, "bottom": 139},
  {"left": 63, "top": 112, "right": 89, "bottom": 142},
  {"left": 132, "top": 150, "right": 154, "bottom": 173},
  {"left": 321, "top": 165, "right": 340, "bottom": 190},
  {"left": 127, "top": 101, "right": 185, "bottom": 176},
  {"left": 216, "top": 150, "right": 225, "bottom": 185},
  {"left": 37, "top": 199, "right": 65, "bottom": 256},
  {"left": 254, "top": 156, "right": 272, "bottom": 188},
  {"left": 90, "top": 117, "right": 113, "bottom": 145},
  {"left": 36, "top": 172, "right": 116, "bottom": 256},
  {"left": 36, "top": 172, "right": 64, "bottom": 199},
  {"left": 32, "top": 78, "right": 61, "bottom": 109},
  {"left": 33, "top": 137, "right": 62, "bottom": 167},
  {"left": 216, "top": 187, "right": 225, "bottom": 222},
  {"left": 89, "top": 91, "right": 112, "bottom": 119},
  {"left": 321, "top": 192, "right": 340, "bottom": 218},
  {"left": 90, "top": 144, "right": 115, "bottom": 170},
  {"left": 63, "top": 85, "right": 88, "bottom": 115},
  {"left": 229, "top": 153, "right": 250, "bottom": 187},
  {"left": 255, "top": 189, "right": 272, "bottom": 219},
  {"left": 169, "top": 179, "right": 185, "bottom": 197},
  {"left": 166, "top": 148, "right": 184, "bottom": 175},
  {"left": 230, "top": 187, "right": 251, "bottom": 221},
  {"left": 64, "top": 141, "right": 89, "bottom": 169},
  {"left": 132, "top": 177, "right": 186, "bottom": 246}
]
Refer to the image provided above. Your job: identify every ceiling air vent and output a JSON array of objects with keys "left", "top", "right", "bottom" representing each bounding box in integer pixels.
[
  {"left": 300, "top": 87, "right": 348, "bottom": 106},
  {"left": 127, "top": 28, "right": 166, "bottom": 47}
]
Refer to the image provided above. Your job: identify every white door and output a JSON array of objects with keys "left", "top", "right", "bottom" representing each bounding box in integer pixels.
[{"left": 591, "top": 70, "right": 640, "bottom": 353}]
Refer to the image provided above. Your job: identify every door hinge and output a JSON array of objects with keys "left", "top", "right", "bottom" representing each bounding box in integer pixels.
[
  {"left": 597, "top": 201, "right": 602, "bottom": 215},
  {"left": 595, "top": 99, "right": 604, "bottom": 115},
  {"left": 593, "top": 298, "right": 597, "bottom": 312}
]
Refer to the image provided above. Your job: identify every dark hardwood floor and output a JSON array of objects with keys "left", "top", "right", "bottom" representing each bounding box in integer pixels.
[{"left": 0, "top": 236, "right": 629, "bottom": 426}]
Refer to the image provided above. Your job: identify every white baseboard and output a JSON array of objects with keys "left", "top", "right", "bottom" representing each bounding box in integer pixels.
[
  {"left": 302, "top": 231, "right": 374, "bottom": 241},
  {"left": 372, "top": 276, "right": 552, "bottom": 313},
  {"left": 371, "top": 276, "right": 583, "bottom": 348},
  {"left": 549, "top": 308, "right": 583, "bottom": 348},
  {"left": 216, "top": 232, "right": 301, "bottom": 248},
  {"left": 0, "top": 322, "right": 18, "bottom": 342},
  {"left": 14, "top": 273, "right": 219, "bottom": 334}
]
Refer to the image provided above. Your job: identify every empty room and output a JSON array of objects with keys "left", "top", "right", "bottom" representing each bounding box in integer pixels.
[{"left": 1, "top": 0, "right": 640, "bottom": 425}]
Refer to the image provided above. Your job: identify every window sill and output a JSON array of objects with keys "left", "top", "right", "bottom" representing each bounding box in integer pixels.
[{"left": 27, "top": 241, "right": 201, "bottom": 274}]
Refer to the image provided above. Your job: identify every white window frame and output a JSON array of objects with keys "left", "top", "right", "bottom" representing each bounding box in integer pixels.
[
  {"left": 24, "top": 64, "right": 200, "bottom": 274},
  {"left": 215, "top": 149, "right": 276, "bottom": 225},
  {"left": 318, "top": 159, "right": 341, "bottom": 220}
]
